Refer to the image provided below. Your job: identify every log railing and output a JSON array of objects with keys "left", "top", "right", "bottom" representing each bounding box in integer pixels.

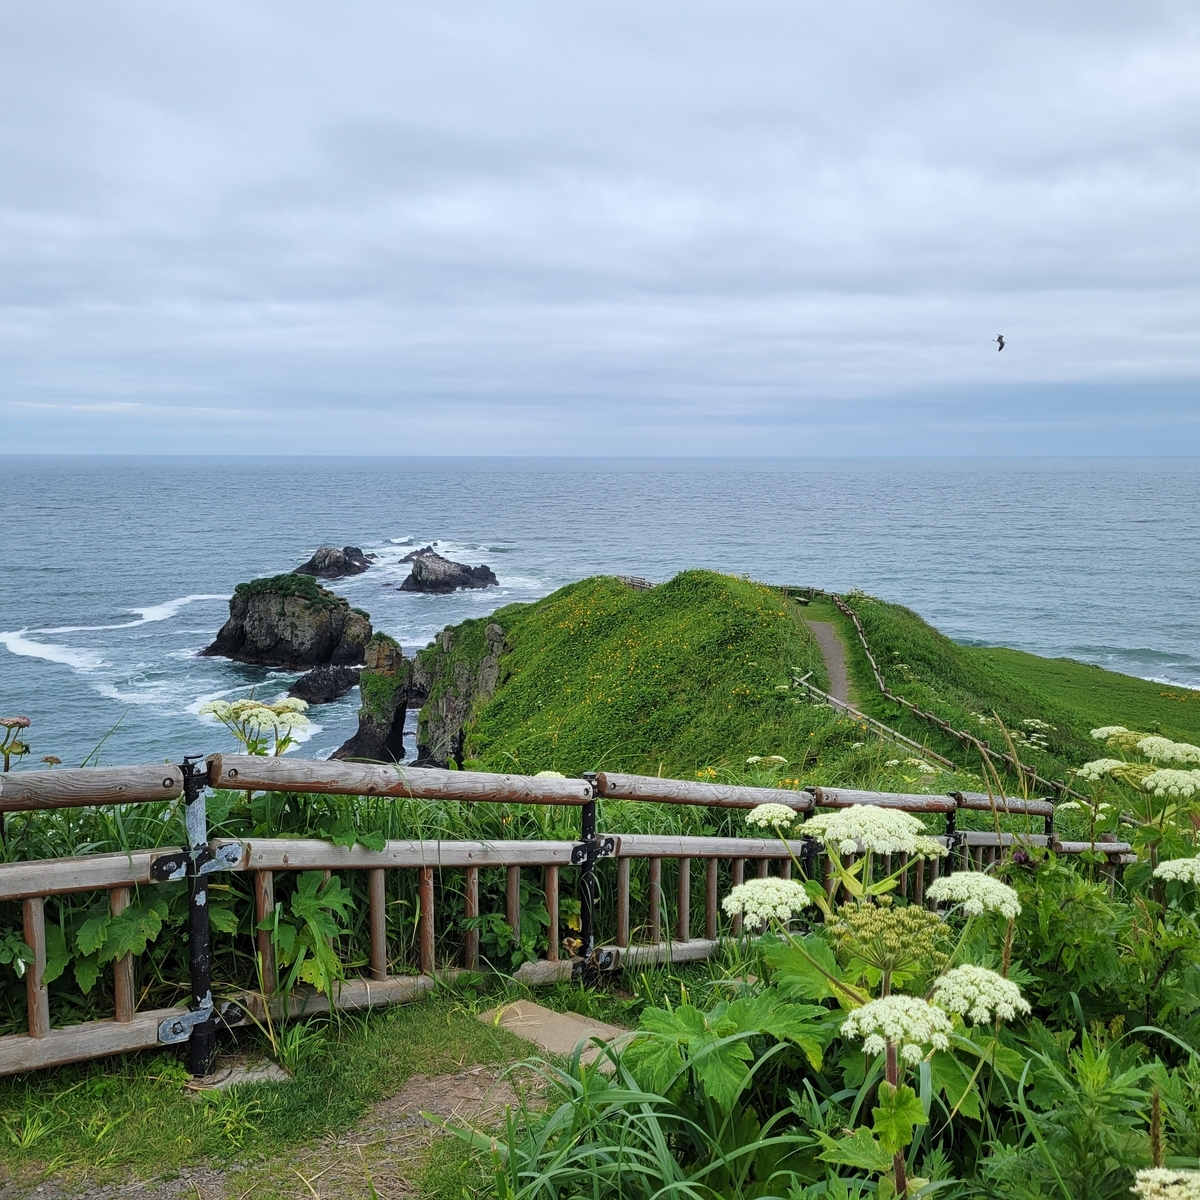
[{"left": 0, "top": 755, "right": 1131, "bottom": 1078}]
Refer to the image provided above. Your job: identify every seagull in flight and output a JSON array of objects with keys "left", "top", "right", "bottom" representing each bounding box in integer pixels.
[{"left": 994, "top": 334, "right": 1005, "bottom": 352}]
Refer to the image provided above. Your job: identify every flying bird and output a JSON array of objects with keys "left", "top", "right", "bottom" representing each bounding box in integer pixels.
[{"left": 994, "top": 335, "right": 1005, "bottom": 351}]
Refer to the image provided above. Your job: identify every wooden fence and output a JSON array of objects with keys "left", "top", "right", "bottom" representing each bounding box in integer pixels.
[{"left": 0, "top": 756, "right": 1132, "bottom": 1078}]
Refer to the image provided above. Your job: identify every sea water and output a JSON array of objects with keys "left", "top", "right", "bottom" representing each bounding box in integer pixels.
[{"left": 1, "top": 456, "right": 1197, "bottom": 768}]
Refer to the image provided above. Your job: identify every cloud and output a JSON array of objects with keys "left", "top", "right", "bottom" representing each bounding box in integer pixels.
[{"left": 1, "top": 0, "right": 1198, "bottom": 453}]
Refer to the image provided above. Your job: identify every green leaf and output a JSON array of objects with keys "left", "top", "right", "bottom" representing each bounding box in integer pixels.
[
  {"left": 208, "top": 902, "right": 240, "bottom": 934},
  {"left": 74, "top": 953, "right": 101, "bottom": 994},
  {"left": 76, "top": 914, "right": 110, "bottom": 957},
  {"left": 42, "top": 923, "right": 71, "bottom": 985},
  {"left": 763, "top": 933, "right": 843, "bottom": 1001},
  {"left": 100, "top": 897, "right": 168, "bottom": 962},
  {"left": 930, "top": 1051, "right": 981, "bottom": 1121},
  {"left": 815, "top": 1126, "right": 893, "bottom": 1172},
  {"left": 871, "top": 1081, "right": 927, "bottom": 1156}
]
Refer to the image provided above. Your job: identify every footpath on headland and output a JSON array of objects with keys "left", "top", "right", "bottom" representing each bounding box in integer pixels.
[{"left": 803, "top": 618, "right": 851, "bottom": 703}]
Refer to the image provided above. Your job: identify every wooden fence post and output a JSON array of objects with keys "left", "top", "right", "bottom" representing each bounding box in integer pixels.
[
  {"left": 110, "top": 887, "right": 135, "bottom": 1022},
  {"left": 368, "top": 868, "right": 388, "bottom": 981},
  {"left": 23, "top": 897, "right": 50, "bottom": 1039}
]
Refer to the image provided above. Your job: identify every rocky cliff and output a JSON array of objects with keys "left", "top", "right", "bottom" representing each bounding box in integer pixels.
[
  {"left": 399, "top": 549, "right": 498, "bottom": 594},
  {"left": 332, "top": 633, "right": 411, "bottom": 761},
  {"left": 413, "top": 620, "right": 506, "bottom": 766},
  {"left": 202, "top": 574, "right": 372, "bottom": 668}
]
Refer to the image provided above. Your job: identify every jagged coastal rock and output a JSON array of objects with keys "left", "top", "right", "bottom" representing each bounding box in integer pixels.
[
  {"left": 399, "top": 549, "right": 498, "bottom": 594},
  {"left": 333, "top": 633, "right": 413, "bottom": 761},
  {"left": 288, "top": 664, "right": 361, "bottom": 704},
  {"left": 413, "top": 621, "right": 505, "bottom": 766},
  {"left": 294, "top": 545, "right": 374, "bottom": 579},
  {"left": 202, "top": 574, "right": 372, "bottom": 668}
]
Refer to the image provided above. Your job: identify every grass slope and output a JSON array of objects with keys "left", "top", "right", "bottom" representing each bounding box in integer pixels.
[
  {"left": 440, "top": 571, "right": 830, "bottom": 777},
  {"left": 836, "top": 591, "right": 1200, "bottom": 787}
]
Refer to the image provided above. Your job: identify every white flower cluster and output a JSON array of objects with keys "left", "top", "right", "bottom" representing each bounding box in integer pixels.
[
  {"left": 1056, "top": 799, "right": 1115, "bottom": 817},
  {"left": 926, "top": 872, "right": 1022, "bottom": 919},
  {"left": 1153, "top": 855, "right": 1200, "bottom": 885},
  {"left": 1131, "top": 1168, "right": 1200, "bottom": 1200},
  {"left": 1091, "top": 726, "right": 1129, "bottom": 740},
  {"left": 1075, "top": 759, "right": 1126, "bottom": 781},
  {"left": 904, "top": 757, "right": 940, "bottom": 774},
  {"left": 931, "top": 965, "right": 1031, "bottom": 1025},
  {"left": 1139, "top": 737, "right": 1200, "bottom": 765},
  {"left": 200, "top": 697, "right": 309, "bottom": 728},
  {"left": 803, "top": 805, "right": 948, "bottom": 858},
  {"left": 841, "top": 995, "right": 953, "bottom": 1064},
  {"left": 745, "top": 803, "right": 800, "bottom": 831},
  {"left": 1143, "top": 769, "right": 1200, "bottom": 799},
  {"left": 746, "top": 754, "right": 788, "bottom": 764},
  {"left": 721, "top": 878, "right": 810, "bottom": 928},
  {"left": 1022, "top": 719, "right": 1055, "bottom": 732}
]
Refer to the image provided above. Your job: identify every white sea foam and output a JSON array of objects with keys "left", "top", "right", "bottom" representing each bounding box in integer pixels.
[
  {"left": 0, "top": 630, "right": 104, "bottom": 671},
  {"left": 37, "top": 594, "right": 227, "bottom": 635}
]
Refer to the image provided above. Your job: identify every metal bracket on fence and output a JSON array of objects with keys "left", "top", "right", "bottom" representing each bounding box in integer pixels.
[
  {"left": 150, "top": 840, "right": 245, "bottom": 883},
  {"left": 945, "top": 830, "right": 967, "bottom": 869},
  {"left": 158, "top": 992, "right": 214, "bottom": 1045},
  {"left": 570, "top": 834, "right": 618, "bottom": 867}
]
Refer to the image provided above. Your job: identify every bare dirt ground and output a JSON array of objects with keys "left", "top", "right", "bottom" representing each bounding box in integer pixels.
[
  {"left": 7, "top": 1067, "right": 524, "bottom": 1200},
  {"left": 805, "top": 619, "right": 851, "bottom": 702}
]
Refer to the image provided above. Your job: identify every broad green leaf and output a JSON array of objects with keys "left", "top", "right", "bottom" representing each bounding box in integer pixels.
[
  {"left": 76, "top": 914, "right": 110, "bottom": 957},
  {"left": 763, "top": 933, "right": 843, "bottom": 1001},
  {"left": 42, "top": 923, "right": 71, "bottom": 985},
  {"left": 208, "top": 902, "right": 240, "bottom": 935},
  {"left": 686, "top": 1038, "right": 753, "bottom": 1110},
  {"left": 624, "top": 1031, "right": 685, "bottom": 1096},
  {"left": 871, "top": 1081, "right": 927, "bottom": 1155},
  {"left": 74, "top": 953, "right": 101, "bottom": 994},
  {"left": 815, "top": 1126, "right": 893, "bottom": 1172},
  {"left": 930, "top": 1051, "right": 981, "bottom": 1121},
  {"left": 101, "top": 897, "right": 168, "bottom": 962}
]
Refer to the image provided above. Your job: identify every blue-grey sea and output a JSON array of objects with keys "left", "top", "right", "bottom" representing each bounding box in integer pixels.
[{"left": 2, "top": 457, "right": 1198, "bottom": 768}]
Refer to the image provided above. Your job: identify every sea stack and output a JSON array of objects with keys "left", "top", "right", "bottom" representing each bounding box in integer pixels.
[
  {"left": 202, "top": 574, "right": 372, "bottom": 668},
  {"left": 333, "top": 633, "right": 411, "bottom": 761},
  {"left": 399, "top": 548, "right": 498, "bottom": 594},
  {"left": 294, "top": 545, "right": 374, "bottom": 579}
]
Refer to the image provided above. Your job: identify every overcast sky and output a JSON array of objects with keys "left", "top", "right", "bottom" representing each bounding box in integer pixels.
[{"left": 2, "top": 1, "right": 1198, "bottom": 455}]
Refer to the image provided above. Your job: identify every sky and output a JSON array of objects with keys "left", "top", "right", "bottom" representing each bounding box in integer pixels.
[{"left": 1, "top": 1, "right": 1198, "bottom": 456}]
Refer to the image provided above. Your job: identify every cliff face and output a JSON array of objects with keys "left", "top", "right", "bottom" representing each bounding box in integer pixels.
[
  {"left": 413, "top": 621, "right": 506, "bottom": 766},
  {"left": 202, "top": 574, "right": 372, "bottom": 668},
  {"left": 332, "top": 633, "right": 411, "bottom": 761}
]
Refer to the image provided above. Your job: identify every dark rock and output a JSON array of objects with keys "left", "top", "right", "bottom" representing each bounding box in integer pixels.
[
  {"left": 413, "top": 621, "right": 506, "bottom": 767},
  {"left": 399, "top": 545, "right": 438, "bottom": 563},
  {"left": 333, "top": 634, "right": 411, "bottom": 762},
  {"left": 399, "top": 550, "right": 499, "bottom": 594},
  {"left": 295, "top": 545, "right": 375, "bottom": 579},
  {"left": 288, "top": 664, "right": 361, "bottom": 704},
  {"left": 202, "top": 574, "right": 372, "bottom": 668}
]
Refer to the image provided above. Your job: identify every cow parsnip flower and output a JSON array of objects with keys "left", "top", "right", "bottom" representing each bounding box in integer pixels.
[
  {"left": 802, "top": 806, "right": 948, "bottom": 858},
  {"left": 722, "top": 878, "right": 811, "bottom": 928},
  {"left": 1075, "top": 758, "right": 1125, "bottom": 781},
  {"left": 1143, "top": 769, "right": 1200, "bottom": 799},
  {"left": 1131, "top": 1168, "right": 1200, "bottom": 1200},
  {"left": 932, "top": 965, "right": 1031, "bottom": 1024},
  {"left": 745, "top": 803, "right": 800, "bottom": 831},
  {"left": 1091, "top": 726, "right": 1129, "bottom": 740},
  {"left": 926, "top": 872, "right": 1022, "bottom": 919},
  {"left": 1139, "top": 736, "right": 1200, "bottom": 766},
  {"left": 1153, "top": 855, "right": 1200, "bottom": 885},
  {"left": 840, "top": 995, "right": 953, "bottom": 1065}
]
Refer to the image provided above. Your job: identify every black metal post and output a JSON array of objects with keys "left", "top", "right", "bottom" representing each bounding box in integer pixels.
[
  {"left": 182, "top": 756, "right": 217, "bottom": 1077},
  {"left": 580, "top": 797, "right": 597, "bottom": 961}
]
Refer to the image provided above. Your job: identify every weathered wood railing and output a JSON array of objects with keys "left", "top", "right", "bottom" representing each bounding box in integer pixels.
[{"left": 0, "top": 756, "right": 1132, "bottom": 1078}]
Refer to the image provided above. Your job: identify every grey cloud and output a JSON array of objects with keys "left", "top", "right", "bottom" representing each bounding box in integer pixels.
[{"left": 1, "top": 0, "right": 1198, "bottom": 452}]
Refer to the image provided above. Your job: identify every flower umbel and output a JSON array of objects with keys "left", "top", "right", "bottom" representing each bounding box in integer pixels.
[
  {"left": 802, "top": 805, "right": 948, "bottom": 858},
  {"left": 840, "top": 995, "right": 953, "bottom": 1065},
  {"left": 721, "top": 878, "right": 810, "bottom": 929},
  {"left": 1138, "top": 737, "right": 1200, "bottom": 766},
  {"left": 1143, "top": 769, "right": 1200, "bottom": 799},
  {"left": 1130, "top": 1168, "right": 1200, "bottom": 1200},
  {"left": 1153, "top": 855, "right": 1200, "bottom": 886},
  {"left": 931, "top": 965, "right": 1031, "bottom": 1024},
  {"left": 745, "top": 803, "right": 801, "bottom": 831},
  {"left": 926, "top": 872, "right": 1022, "bottom": 919}
]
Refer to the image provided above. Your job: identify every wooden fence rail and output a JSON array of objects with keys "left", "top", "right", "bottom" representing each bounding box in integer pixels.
[{"left": 0, "top": 754, "right": 1131, "bottom": 1079}]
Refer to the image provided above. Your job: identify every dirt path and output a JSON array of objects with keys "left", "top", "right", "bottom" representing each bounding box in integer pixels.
[{"left": 805, "top": 620, "right": 850, "bottom": 703}]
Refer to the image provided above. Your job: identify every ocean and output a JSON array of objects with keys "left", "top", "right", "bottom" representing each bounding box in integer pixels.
[{"left": 2, "top": 457, "right": 1197, "bottom": 768}]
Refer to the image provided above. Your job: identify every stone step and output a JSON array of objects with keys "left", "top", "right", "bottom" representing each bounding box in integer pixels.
[{"left": 478, "top": 1000, "right": 628, "bottom": 1063}]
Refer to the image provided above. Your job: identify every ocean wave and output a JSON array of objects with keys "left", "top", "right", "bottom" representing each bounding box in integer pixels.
[
  {"left": 0, "top": 630, "right": 104, "bottom": 671},
  {"left": 37, "top": 594, "right": 228, "bottom": 635}
]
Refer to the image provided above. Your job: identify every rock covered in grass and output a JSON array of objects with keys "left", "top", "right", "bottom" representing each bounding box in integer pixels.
[
  {"left": 333, "top": 633, "right": 412, "bottom": 761},
  {"left": 202, "top": 574, "right": 372, "bottom": 668},
  {"left": 294, "top": 545, "right": 375, "bottom": 579},
  {"left": 288, "top": 664, "right": 361, "bottom": 704},
  {"left": 413, "top": 622, "right": 506, "bottom": 766},
  {"left": 399, "top": 549, "right": 498, "bottom": 594}
]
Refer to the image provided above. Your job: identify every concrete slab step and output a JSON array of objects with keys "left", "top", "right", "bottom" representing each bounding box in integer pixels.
[{"left": 478, "top": 1000, "right": 628, "bottom": 1063}]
